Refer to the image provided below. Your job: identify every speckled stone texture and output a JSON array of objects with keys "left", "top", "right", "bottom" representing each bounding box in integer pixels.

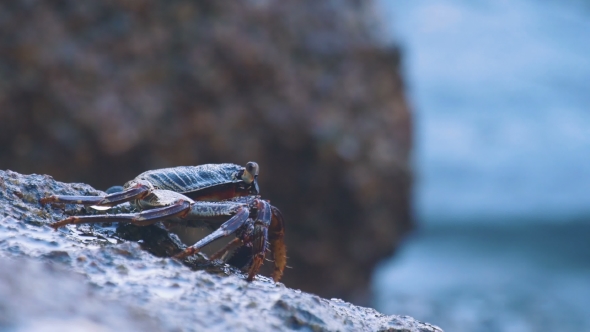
[
  {"left": 0, "top": 0, "right": 412, "bottom": 302},
  {"left": 0, "top": 170, "right": 441, "bottom": 332}
]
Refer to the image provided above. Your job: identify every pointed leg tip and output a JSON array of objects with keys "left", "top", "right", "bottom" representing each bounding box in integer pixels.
[
  {"left": 246, "top": 255, "right": 264, "bottom": 282},
  {"left": 49, "top": 216, "right": 76, "bottom": 230},
  {"left": 39, "top": 197, "right": 51, "bottom": 205},
  {"left": 246, "top": 269, "right": 258, "bottom": 282},
  {"left": 271, "top": 272, "right": 283, "bottom": 283},
  {"left": 173, "top": 247, "right": 198, "bottom": 260}
]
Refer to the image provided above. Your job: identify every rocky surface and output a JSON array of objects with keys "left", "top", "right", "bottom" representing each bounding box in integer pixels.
[
  {"left": 0, "top": 170, "right": 441, "bottom": 332},
  {"left": 0, "top": 0, "right": 412, "bottom": 302}
]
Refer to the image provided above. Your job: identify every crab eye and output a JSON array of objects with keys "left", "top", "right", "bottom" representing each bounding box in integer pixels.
[
  {"left": 246, "top": 162, "right": 259, "bottom": 175},
  {"left": 242, "top": 162, "right": 259, "bottom": 184}
]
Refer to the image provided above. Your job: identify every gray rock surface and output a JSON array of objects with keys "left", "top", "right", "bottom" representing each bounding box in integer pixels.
[{"left": 0, "top": 169, "right": 442, "bottom": 332}]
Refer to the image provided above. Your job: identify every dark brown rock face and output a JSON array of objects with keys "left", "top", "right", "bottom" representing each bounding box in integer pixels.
[{"left": 0, "top": 0, "right": 412, "bottom": 302}]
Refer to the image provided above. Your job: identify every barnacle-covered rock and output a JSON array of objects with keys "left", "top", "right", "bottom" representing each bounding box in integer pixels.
[{"left": 0, "top": 170, "right": 441, "bottom": 332}]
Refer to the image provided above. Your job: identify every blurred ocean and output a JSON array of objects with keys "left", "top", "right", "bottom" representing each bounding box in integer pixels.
[{"left": 373, "top": 0, "right": 590, "bottom": 331}]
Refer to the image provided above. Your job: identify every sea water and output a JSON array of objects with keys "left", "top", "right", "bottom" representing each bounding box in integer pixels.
[{"left": 373, "top": 0, "right": 590, "bottom": 331}]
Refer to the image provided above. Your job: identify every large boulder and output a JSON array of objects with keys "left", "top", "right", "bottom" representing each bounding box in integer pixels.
[
  {"left": 0, "top": 0, "right": 412, "bottom": 302},
  {"left": 0, "top": 170, "right": 441, "bottom": 332}
]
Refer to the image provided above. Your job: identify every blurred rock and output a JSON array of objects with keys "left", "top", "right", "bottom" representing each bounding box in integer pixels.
[
  {"left": 0, "top": 259, "right": 161, "bottom": 332},
  {"left": 0, "top": 0, "right": 412, "bottom": 302},
  {"left": 0, "top": 170, "right": 441, "bottom": 332}
]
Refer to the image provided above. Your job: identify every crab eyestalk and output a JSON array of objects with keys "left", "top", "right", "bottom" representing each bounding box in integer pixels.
[{"left": 242, "top": 161, "right": 260, "bottom": 194}]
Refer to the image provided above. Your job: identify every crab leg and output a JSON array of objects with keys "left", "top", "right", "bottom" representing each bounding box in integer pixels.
[
  {"left": 269, "top": 206, "right": 287, "bottom": 282},
  {"left": 244, "top": 200, "right": 272, "bottom": 281},
  {"left": 246, "top": 224, "right": 268, "bottom": 281},
  {"left": 209, "top": 238, "right": 242, "bottom": 261},
  {"left": 174, "top": 205, "right": 250, "bottom": 259},
  {"left": 40, "top": 183, "right": 151, "bottom": 207},
  {"left": 49, "top": 200, "right": 191, "bottom": 230}
]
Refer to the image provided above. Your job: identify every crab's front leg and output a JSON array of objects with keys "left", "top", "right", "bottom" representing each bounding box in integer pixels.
[
  {"left": 243, "top": 199, "right": 272, "bottom": 281},
  {"left": 175, "top": 199, "right": 273, "bottom": 282},
  {"left": 173, "top": 202, "right": 251, "bottom": 259},
  {"left": 226, "top": 202, "right": 286, "bottom": 282},
  {"left": 269, "top": 206, "right": 287, "bottom": 282}
]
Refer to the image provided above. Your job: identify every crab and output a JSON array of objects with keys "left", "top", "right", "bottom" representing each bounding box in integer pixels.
[{"left": 40, "top": 162, "right": 286, "bottom": 282}]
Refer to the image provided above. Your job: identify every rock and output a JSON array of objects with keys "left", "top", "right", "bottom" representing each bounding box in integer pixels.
[
  {"left": 0, "top": 170, "right": 441, "bottom": 332},
  {"left": 0, "top": 0, "right": 412, "bottom": 302},
  {"left": 0, "top": 259, "right": 160, "bottom": 331}
]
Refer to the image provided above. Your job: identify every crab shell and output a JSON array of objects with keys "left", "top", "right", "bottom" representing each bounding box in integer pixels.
[{"left": 128, "top": 163, "right": 260, "bottom": 202}]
